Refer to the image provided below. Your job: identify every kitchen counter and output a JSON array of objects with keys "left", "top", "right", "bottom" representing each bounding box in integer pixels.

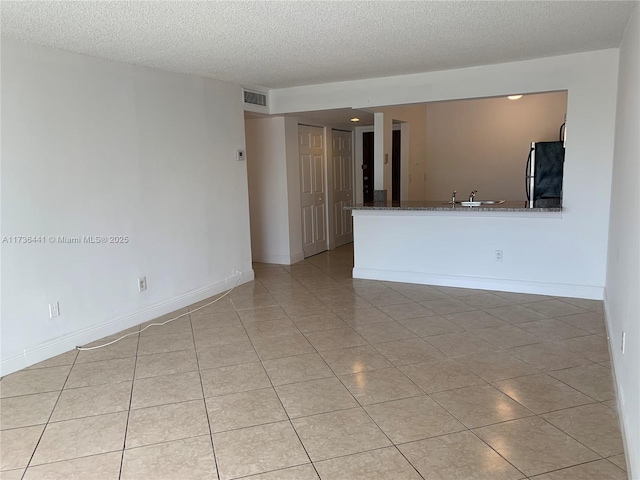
[{"left": 346, "top": 200, "right": 561, "bottom": 212}]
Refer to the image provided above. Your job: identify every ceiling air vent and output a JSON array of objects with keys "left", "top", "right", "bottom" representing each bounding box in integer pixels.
[{"left": 243, "top": 90, "right": 267, "bottom": 107}]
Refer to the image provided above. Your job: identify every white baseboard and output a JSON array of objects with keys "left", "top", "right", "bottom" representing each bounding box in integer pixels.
[
  {"left": 252, "top": 251, "right": 304, "bottom": 265},
  {"left": 603, "top": 290, "right": 637, "bottom": 478},
  {"left": 0, "top": 270, "right": 254, "bottom": 376},
  {"left": 352, "top": 267, "right": 604, "bottom": 299}
]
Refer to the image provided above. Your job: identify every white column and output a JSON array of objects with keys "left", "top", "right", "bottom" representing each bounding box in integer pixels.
[{"left": 373, "top": 112, "right": 385, "bottom": 190}]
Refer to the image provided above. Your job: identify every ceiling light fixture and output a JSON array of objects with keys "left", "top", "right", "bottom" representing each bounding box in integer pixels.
[
  {"left": 350, "top": 117, "right": 360, "bottom": 122},
  {"left": 507, "top": 95, "right": 523, "bottom": 100}
]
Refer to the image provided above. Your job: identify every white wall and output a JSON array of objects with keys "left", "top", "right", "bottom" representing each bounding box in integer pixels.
[
  {"left": 270, "top": 49, "right": 620, "bottom": 298},
  {"left": 375, "top": 105, "right": 428, "bottom": 201},
  {"left": 605, "top": 5, "right": 639, "bottom": 477},
  {"left": 245, "top": 116, "right": 295, "bottom": 264},
  {"left": 425, "top": 91, "right": 567, "bottom": 202},
  {"left": 0, "top": 39, "right": 253, "bottom": 375}
]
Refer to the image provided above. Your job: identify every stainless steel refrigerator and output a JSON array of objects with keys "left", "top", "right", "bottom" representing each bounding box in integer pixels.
[{"left": 526, "top": 140, "right": 565, "bottom": 208}]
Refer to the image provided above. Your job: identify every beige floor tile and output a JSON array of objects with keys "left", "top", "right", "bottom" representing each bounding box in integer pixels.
[
  {"left": 189, "top": 296, "right": 235, "bottom": 315},
  {"left": 252, "top": 333, "right": 315, "bottom": 361},
  {"left": 0, "top": 392, "right": 58, "bottom": 430},
  {"left": 237, "top": 305, "right": 288, "bottom": 324},
  {"left": 493, "top": 373, "right": 595, "bottom": 414},
  {"left": 518, "top": 319, "right": 590, "bottom": 341},
  {"left": 355, "top": 291, "right": 413, "bottom": 307},
  {"left": 206, "top": 388, "right": 287, "bottom": 433},
  {"left": 231, "top": 294, "right": 278, "bottom": 311},
  {"left": 193, "top": 324, "right": 250, "bottom": 349},
  {"left": 542, "top": 403, "right": 624, "bottom": 457},
  {"left": 191, "top": 311, "right": 241, "bottom": 330},
  {"left": 75, "top": 337, "right": 138, "bottom": 364},
  {"left": 262, "top": 353, "right": 334, "bottom": 386},
  {"left": 400, "top": 359, "right": 485, "bottom": 393},
  {"left": 473, "top": 325, "right": 541, "bottom": 349},
  {"left": 398, "top": 315, "right": 464, "bottom": 337},
  {"left": 134, "top": 349, "right": 198, "bottom": 379},
  {"left": 484, "top": 304, "right": 550, "bottom": 323},
  {"left": 31, "top": 412, "right": 127, "bottom": 466},
  {"left": 23, "top": 451, "right": 122, "bottom": 480},
  {"left": 557, "top": 311, "right": 607, "bottom": 335},
  {"left": 531, "top": 459, "right": 627, "bottom": 479},
  {"left": 292, "top": 408, "right": 391, "bottom": 461},
  {"left": 558, "top": 297, "right": 604, "bottom": 312},
  {"left": 435, "top": 286, "right": 483, "bottom": 297},
  {"left": 548, "top": 363, "right": 616, "bottom": 401},
  {"left": 340, "top": 368, "right": 423, "bottom": 405},
  {"left": 373, "top": 338, "right": 444, "bottom": 366},
  {"left": 493, "top": 292, "right": 553, "bottom": 304},
  {"left": 419, "top": 297, "right": 476, "bottom": 315},
  {"left": 607, "top": 454, "right": 628, "bottom": 471},
  {"left": 507, "top": 342, "right": 591, "bottom": 371},
  {"left": 65, "top": 357, "right": 135, "bottom": 388},
  {"left": 522, "top": 300, "right": 587, "bottom": 317},
  {"left": 364, "top": 395, "right": 465, "bottom": 443},
  {"left": 0, "top": 469, "right": 25, "bottom": 479},
  {"left": 304, "top": 328, "right": 368, "bottom": 351},
  {"left": 139, "top": 316, "right": 192, "bottom": 336},
  {"left": 137, "top": 331, "right": 194, "bottom": 356},
  {"left": 555, "top": 335, "right": 610, "bottom": 363},
  {"left": 289, "top": 312, "right": 348, "bottom": 333},
  {"left": 379, "top": 302, "right": 435, "bottom": 321},
  {"left": 315, "top": 447, "right": 422, "bottom": 480},
  {"left": 275, "top": 377, "right": 358, "bottom": 418},
  {"left": 320, "top": 345, "right": 392, "bottom": 375},
  {"left": 354, "top": 321, "right": 417, "bottom": 344},
  {"left": 51, "top": 381, "right": 132, "bottom": 422},
  {"left": 453, "top": 351, "right": 540, "bottom": 382},
  {"left": 425, "top": 332, "right": 495, "bottom": 357},
  {"left": 474, "top": 416, "right": 599, "bottom": 477},
  {"left": 126, "top": 399, "right": 210, "bottom": 448},
  {"left": 461, "top": 292, "right": 515, "bottom": 309},
  {"left": 200, "top": 362, "right": 271, "bottom": 397},
  {"left": 242, "top": 464, "right": 318, "bottom": 479},
  {"left": 0, "top": 365, "right": 70, "bottom": 398},
  {"left": 281, "top": 302, "right": 332, "bottom": 317},
  {"left": 443, "top": 310, "right": 507, "bottom": 331},
  {"left": 131, "top": 371, "right": 203, "bottom": 409},
  {"left": 325, "top": 296, "right": 374, "bottom": 312},
  {"left": 24, "top": 350, "right": 78, "bottom": 370},
  {"left": 244, "top": 318, "right": 300, "bottom": 340},
  {"left": 431, "top": 384, "right": 533, "bottom": 428},
  {"left": 122, "top": 435, "right": 217, "bottom": 480},
  {"left": 0, "top": 425, "right": 45, "bottom": 471},
  {"left": 196, "top": 340, "right": 259, "bottom": 369},
  {"left": 398, "top": 430, "right": 522, "bottom": 480},
  {"left": 213, "top": 421, "right": 308, "bottom": 480},
  {"left": 337, "top": 308, "right": 395, "bottom": 327}
]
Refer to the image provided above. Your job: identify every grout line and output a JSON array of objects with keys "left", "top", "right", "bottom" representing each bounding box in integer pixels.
[
  {"left": 189, "top": 313, "right": 221, "bottom": 480},
  {"left": 117, "top": 326, "right": 140, "bottom": 479}
]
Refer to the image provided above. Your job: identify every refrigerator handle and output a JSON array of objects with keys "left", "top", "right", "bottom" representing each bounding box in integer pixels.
[{"left": 525, "top": 148, "right": 532, "bottom": 201}]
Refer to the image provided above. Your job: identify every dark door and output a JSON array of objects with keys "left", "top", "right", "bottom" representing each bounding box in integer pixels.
[
  {"left": 362, "top": 132, "right": 374, "bottom": 203},
  {"left": 392, "top": 129, "right": 401, "bottom": 202}
]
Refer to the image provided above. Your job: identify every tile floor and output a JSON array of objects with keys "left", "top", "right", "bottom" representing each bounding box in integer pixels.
[{"left": 0, "top": 244, "right": 629, "bottom": 479}]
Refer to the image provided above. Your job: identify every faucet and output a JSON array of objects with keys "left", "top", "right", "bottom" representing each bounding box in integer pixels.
[
  {"left": 451, "top": 190, "right": 457, "bottom": 204},
  {"left": 469, "top": 190, "right": 478, "bottom": 202}
]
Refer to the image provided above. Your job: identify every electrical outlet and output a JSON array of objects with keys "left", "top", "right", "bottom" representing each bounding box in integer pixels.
[
  {"left": 49, "top": 302, "right": 60, "bottom": 319},
  {"left": 621, "top": 331, "right": 626, "bottom": 354},
  {"left": 138, "top": 276, "right": 147, "bottom": 292},
  {"left": 495, "top": 250, "right": 504, "bottom": 262}
]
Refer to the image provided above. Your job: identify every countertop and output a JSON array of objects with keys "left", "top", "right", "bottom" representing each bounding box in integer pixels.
[{"left": 346, "top": 200, "right": 562, "bottom": 212}]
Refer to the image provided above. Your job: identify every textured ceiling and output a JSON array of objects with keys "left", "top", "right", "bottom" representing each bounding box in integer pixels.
[{"left": 1, "top": 1, "right": 636, "bottom": 89}]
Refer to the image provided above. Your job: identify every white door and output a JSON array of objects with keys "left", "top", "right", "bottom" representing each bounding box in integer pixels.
[
  {"left": 299, "top": 125, "right": 327, "bottom": 258},
  {"left": 332, "top": 130, "right": 354, "bottom": 247}
]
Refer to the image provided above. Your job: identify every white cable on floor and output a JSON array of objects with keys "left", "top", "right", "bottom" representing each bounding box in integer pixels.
[{"left": 76, "top": 272, "right": 243, "bottom": 351}]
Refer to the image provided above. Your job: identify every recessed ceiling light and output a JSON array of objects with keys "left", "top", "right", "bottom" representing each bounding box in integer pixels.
[
  {"left": 507, "top": 95, "right": 523, "bottom": 100},
  {"left": 350, "top": 117, "right": 360, "bottom": 122}
]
